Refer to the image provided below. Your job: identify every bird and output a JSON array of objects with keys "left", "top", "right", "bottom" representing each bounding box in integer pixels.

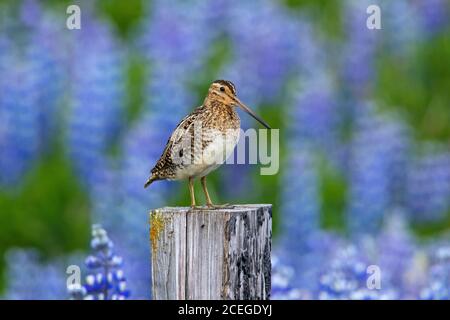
[{"left": 144, "top": 80, "right": 271, "bottom": 208}]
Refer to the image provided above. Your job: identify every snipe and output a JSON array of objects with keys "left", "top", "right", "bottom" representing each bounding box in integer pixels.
[{"left": 144, "top": 80, "right": 270, "bottom": 208}]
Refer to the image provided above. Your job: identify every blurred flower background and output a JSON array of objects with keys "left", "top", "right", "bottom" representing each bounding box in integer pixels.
[{"left": 0, "top": 0, "right": 449, "bottom": 300}]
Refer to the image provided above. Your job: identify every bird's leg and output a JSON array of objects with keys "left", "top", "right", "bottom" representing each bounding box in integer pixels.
[
  {"left": 201, "top": 176, "right": 232, "bottom": 209},
  {"left": 189, "top": 177, "right": 196, "bottom": 208},
  {"left": 201, "top": 176, "right": 213, "bottom": 207}
]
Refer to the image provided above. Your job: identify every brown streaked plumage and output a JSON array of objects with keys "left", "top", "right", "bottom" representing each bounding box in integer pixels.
[{"left": 144, "top": 80, "right": 270, "bottom": 208}]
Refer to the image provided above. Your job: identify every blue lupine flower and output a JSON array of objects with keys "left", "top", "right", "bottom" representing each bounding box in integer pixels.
[
  {"left": 347, "top": 104, "right": 410, "bottom": 235},
  {"left": 139, "top": 0, "right": 215, "bottom": 86},
  {"left": 0, "top": 60, "right": 41, "bottom": 186},
  {"left": 421, "top": 245, "right": 450, "bottom": 300},
  {"left": 280, "top": 146, "right": 321, "bottom": 251},
  {"left": 380, "top": 0, "right": 421, "bottom": 57},
  {"left": 0, "top": 2, "right": 65, "bottom": 188},
  {"left": 376, "top": 213, "right": 416, "bottom": 295},
  {"left": 137, "top": 0, "right": 213, "bottom": 177},
  {"left": 3, "top": 249, "right": 68, "bottom": 300},
  {"left": 271, "top": 254, "right": 313, "bottom": 300},
  {"left": 66, "top": 14, "right": 125, "bottom": 190},
  {"left": 24, "top": 8, "right": 66, "bottom": 152},
  {"left": 158, "top": 0, "right": 305, "bottom": 200},
  {"left": 279, "top": 72, "right": 336, "bottom": 289},
  {"left": 414, "top": 0, "right": 449, "bottom": 36},
  {"left": 290, "top": 75, "right": 339, "bottom": 153},
  {"left": 112, "top": 114, "right": 173, "bottom": 299},
  {"left": 295, "top": 20, "right": 329, "bottom": 80},
  {"left": 341, "top": 0, "right": 380, "bottom": 96},
  {"left": 284, "top": 231, "right": 343, "bottom": 292},
  {"left": 0, "top": 18, "right": 11, "bottom": 72},
  {"left": 318, "top": 245, "right": 368, "bottom": 299},
  {"left": 222, "top": 0, "right": 302, "bottom": 106},
  {"left": 318, "top": 244, "right": 399, "bottom": 300},
  {"left": 68, "top": 225, "right": 130, "bottom": 300},
  {"left": 406, "top": 145, "right": 450, "bottom": 222}
]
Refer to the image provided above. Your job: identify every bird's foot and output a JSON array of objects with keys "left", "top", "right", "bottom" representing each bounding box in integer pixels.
[
  {"left": 189, "top": 204, "right": 235, "bottom": 210},
  {"left": 206, "top": 203, "right": 235, "bottom": 210},
  {"left": 190, "top": 205, "right": 205, "bottom": 211}
]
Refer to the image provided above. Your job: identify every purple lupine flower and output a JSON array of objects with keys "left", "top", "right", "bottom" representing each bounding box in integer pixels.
[
  {"left": 3, "top": 249, "right": 68, "bottom": 300},
  {"left": 347, "top": 104, "right": 410, "bottom": 235},
  {"left": 135, "top": 0, "right": 217, "bottom": 197},
  {"left": 421, "top": 245, "right": 450, "bottom": 300},
  {"left": 23, "top": 6, "right": 66, "bottom": 152},
  {"left": 112, "top": 114, "right": 173, "bottom": 299},
  {"left": 271, "top": 254, "right": 313, "bottom": 300},
  {"left": 278, "top": 142, "right": 343, "bottom": 291},
  {"left": 318, "top": 245, "right": 368, "bottom": 299},
  {"left": 219, "top": 163, "right": 254, "bottom": 201},
  {"left": 137, "top": 0, "right": 214, "bottom": 155},
  {"left": 318, "top": 244, "right": 398, "bottom": 300},
  {"left": 406, "top": 145, "right": 450, "bottom": 222},
  {"left": 290, "top": 75, "right": 339, "bottom": 153},
  {"left": 341, "top": 0, "right": 380, "bottom": 96},
  {"left": 280, "top": 146, "right": 321, "bottom": 249},
  {"left": 0, "top": 60, "right": 41, "bottom": 186},
  {"left": 68, "top": 225, "right": 130, "bottom": 300},
  {"left": 139, "top": 0, "right": 216, "bottom": 85},
  {"left": 380, "top": 0, "right": 421, "bottom": 57},
  {"left": 296, "top": 20, "right": 329, "bottom": 80},
  {"left": 67, "top": 96, "right": 151, "bottom": 300},
  {"left": 347, "top": 107, "right": 390, "bottom": 234},
  {"left": 0, "top": 0, "right": 65, "bottom": 187},
  {"left": 293, "top": 232, "right": 344, "bottom": 292},
  {"left": 376, "top": 213, "right": 416, "bottom": 295},
  {"left": 19, "top": 0, "right": 41, "bottom": 25},
  {"left": 414, "top": 0, "right": 449, "bottom": 36},
  {"left": 222, "top": 0, "right": 301, "bottom": 106},
  {"left": 66, "top": 14, "right": 125, "bottom": 190}
]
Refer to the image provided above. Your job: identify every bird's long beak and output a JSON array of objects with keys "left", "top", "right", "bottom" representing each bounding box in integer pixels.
[{"left": 234, "top": 97, "right": 271, "bottom": 129}]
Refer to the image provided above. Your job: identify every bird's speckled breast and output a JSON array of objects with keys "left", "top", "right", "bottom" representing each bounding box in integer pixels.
[
  {"left": 173, "top": 105, "right": 240, "bottom": 179},
  {"left": 173, "top": 127, "right": 240, "bottom": 180}
]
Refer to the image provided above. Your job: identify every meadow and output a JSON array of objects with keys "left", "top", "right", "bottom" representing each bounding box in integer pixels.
[{"left": 0, "top": 0, "right": 449, "bottom": 299}]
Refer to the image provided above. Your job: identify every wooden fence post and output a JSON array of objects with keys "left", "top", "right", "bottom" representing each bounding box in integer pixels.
[{"left": 149, "top": 204, "right": 272, "bottom": 300}]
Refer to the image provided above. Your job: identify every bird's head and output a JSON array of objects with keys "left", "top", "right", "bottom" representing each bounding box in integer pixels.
[{"left": 207, "top": 80, "right": 271, "bottom": 129}]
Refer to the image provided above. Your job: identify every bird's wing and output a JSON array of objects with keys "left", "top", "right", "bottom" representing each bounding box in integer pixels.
[{"left": 150, "top": 106, "right": 204, "bottom": 175}]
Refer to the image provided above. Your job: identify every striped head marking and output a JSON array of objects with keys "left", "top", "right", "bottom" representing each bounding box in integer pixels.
[
  {"left": 206, "top": 80, "right": 271, "bottom": 129},
  {"left": 212, "top": 80, "right": 236, "bottom": 95}
]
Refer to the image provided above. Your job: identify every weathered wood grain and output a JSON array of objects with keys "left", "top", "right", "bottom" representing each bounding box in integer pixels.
[
  {"left": 149, "top": 204, "right": 272, "bottom": 300},
  {"left": 150, "top": 209, "right": 187, "bottom": 300}
]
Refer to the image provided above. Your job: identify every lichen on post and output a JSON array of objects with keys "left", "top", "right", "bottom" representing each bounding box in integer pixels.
[{"left": 149, "top": 204, "right": 272, "bottom": 300}]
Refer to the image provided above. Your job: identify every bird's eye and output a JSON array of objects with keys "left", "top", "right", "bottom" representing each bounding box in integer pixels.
[{"left": 220, "top": 87, "right": 225, "bottom": 92}]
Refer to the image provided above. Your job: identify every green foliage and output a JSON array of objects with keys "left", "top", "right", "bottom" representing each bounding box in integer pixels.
[
  {"left": 0, "top": 151, "right": 90, "bottom": 290},
  {"left": 125, "top": 54, "right": 148, "bottom": 126},
  {"left": 95, "top": 0, "right": 145, "bottom": 37},
  {"left": 376, "top": 34, "right": 450, "bottom": 142},
  {"left": 318, "top": 157, "right": 348, "bottom": 233},
  {"left": 412, "top": 212, "right": 450, "bottom": 239},
  {"left": 283, "top": 0, "right": 343, "bottom": 40}
]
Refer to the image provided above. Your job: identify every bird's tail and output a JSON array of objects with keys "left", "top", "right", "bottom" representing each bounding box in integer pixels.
[{"left": 144, "top": 174, "right": 157, "bottom": 188}]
